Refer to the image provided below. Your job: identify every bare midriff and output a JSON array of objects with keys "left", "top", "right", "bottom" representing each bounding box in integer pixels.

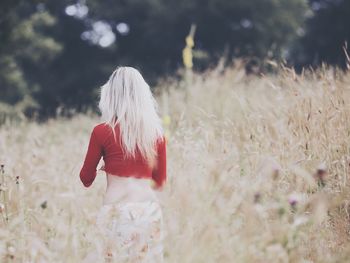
[{"left": 103, "top": 173, "right": 158, "bottom": 205}]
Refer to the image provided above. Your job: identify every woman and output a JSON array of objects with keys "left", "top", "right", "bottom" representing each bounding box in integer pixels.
[{"left": 79, "top": 66, "right": 167, "bottom": 262}]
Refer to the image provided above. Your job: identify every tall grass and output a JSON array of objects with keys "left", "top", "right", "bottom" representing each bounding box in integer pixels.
[{"left": 1, "top": 64, "right": 350, "bottom": 262}]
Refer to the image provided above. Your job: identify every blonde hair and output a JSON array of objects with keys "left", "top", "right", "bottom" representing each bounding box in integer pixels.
[{"left": 98, "top": 66, "right": 163, "bottom": 167}]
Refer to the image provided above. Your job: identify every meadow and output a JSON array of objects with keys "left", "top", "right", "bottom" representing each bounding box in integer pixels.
[{"left": 1, "top": 64, "right": 350, "bottom": 262}]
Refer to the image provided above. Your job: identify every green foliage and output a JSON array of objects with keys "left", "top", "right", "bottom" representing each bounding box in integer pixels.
[
  {"left": 298, "top": 0, "right": 350, "bottom": 67},
  {"left": 0, "top": 0, "right": 349, "bottom": 117},
  {"left": 88, "top": 0, "right": 309, "bottom": 70},
  {"left": 0, "top": 1, "right": 61, "bottom": 110}
]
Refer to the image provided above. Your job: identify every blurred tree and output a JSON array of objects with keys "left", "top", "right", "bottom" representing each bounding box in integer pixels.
[
  {"left": 0, "top": 1, "right": 116, "bottom": 115},
  {"left": 0, "top": 0, "right": 62, "bottom": 112},
  {"left": 0, "top": 0, "right": 312, "bottom": 116},
  {"left": 295, "top": 0, "right": 350, "bottom": 68},
  {"left": 88, "top": 0, "right": 309, "bottom": 73},
  {"left": 33, "top": 1, "right": 116, "bottom": 115}
]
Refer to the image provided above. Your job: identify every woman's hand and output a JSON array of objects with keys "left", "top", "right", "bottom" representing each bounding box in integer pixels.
[{"left": 151, "top": 180, "right": 164, "bottom": 191}]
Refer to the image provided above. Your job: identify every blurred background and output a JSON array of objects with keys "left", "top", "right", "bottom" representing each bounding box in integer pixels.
[
  {"left": 1, "top": 2, "right": 350, "bottom": 261},
  {"left": 0, "top": 0, "right": 349, "bottom": 118}
]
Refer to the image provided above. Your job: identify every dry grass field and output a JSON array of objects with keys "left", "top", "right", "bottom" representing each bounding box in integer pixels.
[{"left": 1, "top": 65, "right": 350, "bottom": 262}]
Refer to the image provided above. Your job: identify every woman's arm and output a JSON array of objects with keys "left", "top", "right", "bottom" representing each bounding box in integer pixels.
[
  {"left": 152, "top": 136, "right": 167, "bottom": 190},
  {"left": 79, "top": 128, "right": 103, "bottom": 187}
]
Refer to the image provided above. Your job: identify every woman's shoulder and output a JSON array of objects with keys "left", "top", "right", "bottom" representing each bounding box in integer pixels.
[
  {"left": 94, "top": 122, "right": 119, "bottom": 137},
  {"left": 92, "top": 122, "right": 106, "bottom": 132},
  {"left": 92, "top": 122, "right": 113, "bottom": 137},
  {"left": 93, "top": 122, "right": 107, "bottom": 130},
  {"left": 90, "top": 123, "right": 115, "bottom": 145}
]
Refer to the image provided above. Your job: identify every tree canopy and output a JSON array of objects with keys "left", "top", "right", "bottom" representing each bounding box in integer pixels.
[{"left": 0, "top": 0, "right": 349, "bottom": 116}]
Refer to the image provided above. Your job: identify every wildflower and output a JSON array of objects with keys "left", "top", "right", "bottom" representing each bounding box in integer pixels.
[
  {"left": 315, "top": 163, "right": 327, "bottom": 187},
  {"left": 40, "top": 201, "right": 47, "bottom": 209},
  {"left": 162, "top": 115, "right": 171, "bottom": 126},
  {"left": 288, "top": 193, "right": 300, "bottom": 208},
  {"left": 289, "top": 198, "right": 297, "bottom": 207},
  {"left": 183, "top": 45, "right": 193, "bottom": 69},
  {"left": 272, "top": 169, "right": 279, "bottom": 180},
  {"left": 254, "top": 192, "right": 261, "bottom": 203},
  {"left": 182, "top": 24, "right": 196, "bottom": 69}
]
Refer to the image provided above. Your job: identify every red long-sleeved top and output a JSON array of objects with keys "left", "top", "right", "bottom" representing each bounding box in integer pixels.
[{"left": 79, "top": 123, "right": 166, "bottom": 189}]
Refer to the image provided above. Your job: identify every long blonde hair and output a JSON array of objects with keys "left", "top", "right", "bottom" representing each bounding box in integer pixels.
[{"left": 98, "top": 66, "right": 163, "bottom": 167}]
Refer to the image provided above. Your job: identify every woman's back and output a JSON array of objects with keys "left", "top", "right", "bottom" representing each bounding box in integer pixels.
[
  {"left": 104, "top": 175, "right": 157, "bottom": 204},
  {"left": 79, "top": 123, "right": 166, "bottom": 191}
]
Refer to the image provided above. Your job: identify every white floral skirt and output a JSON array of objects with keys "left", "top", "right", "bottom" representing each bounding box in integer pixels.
[{"left": 96, "top": 201, "right": 164, "bottom": 262}]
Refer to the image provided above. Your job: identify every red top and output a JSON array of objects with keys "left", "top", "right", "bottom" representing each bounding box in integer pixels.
[{"left": 79, "top": 123, "right": 166, "bottom": 189}]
